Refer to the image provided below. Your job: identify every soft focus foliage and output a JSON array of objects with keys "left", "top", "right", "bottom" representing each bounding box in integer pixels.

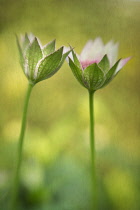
[{"left": 0, "top": 0, "right": 140, "bottom": 210}]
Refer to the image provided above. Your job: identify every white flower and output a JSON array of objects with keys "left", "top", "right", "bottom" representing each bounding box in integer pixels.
[{"left": 68, "top": 37, "right": 131, "bottom": 91}]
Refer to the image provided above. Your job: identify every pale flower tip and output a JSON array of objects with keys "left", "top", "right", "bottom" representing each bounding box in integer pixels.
[
  {"left": 85, "top": 37, "right": 103, "bottom": 47},
  {"left": 63, "top": 46, "right": 70, "bottom": 53},
  {"left": 94, "top": 36, "right": 103, "bottom": 41},
  {"left": 121, "top": 56, "right": 131, "bottom": 66},
  {"left": 115, "top": 42, "right": 119, "bottom": 51},
  {"left": 93, "top": 37, "right": 104, "bottom": 45},
  {"left": 63, "top": 46, "right": 73, "bottom": 61},
  {"left": 116, "top": 56, "right": 131, "bottom": 72},
  {"left": 65, "top": 44, "right": 75, "bottom": 55},
  {"left": 28, "top": 33, "right": 35, "bottom": 43}
]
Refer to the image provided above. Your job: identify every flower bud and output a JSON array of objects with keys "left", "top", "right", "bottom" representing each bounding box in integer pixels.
[
  {"left": 68, "top": 38, "right": 131, "bottom": 92},
  {"left": 16, "top": 33, "right": 71, "bottom": 84}
]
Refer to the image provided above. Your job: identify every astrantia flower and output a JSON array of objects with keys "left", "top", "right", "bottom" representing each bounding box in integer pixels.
[
  {"left": 16, "top": 33, "right": 71, "bottom": 84},
  {"left": 68, "top": 37, "right": 131, "bottom": 92}
]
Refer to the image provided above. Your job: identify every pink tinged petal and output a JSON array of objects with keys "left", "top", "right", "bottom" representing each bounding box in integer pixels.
[
  {"left": 80, "top": 59, "right": 100, "bottom": 69},
  {"left": 80, "top": 37, "right": 104, "bottom": 61},
  {"left": 116, "top": 57, "right": 131, "bottom": 72}
]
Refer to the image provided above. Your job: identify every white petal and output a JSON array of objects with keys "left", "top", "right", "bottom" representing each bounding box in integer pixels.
[
  {"left": 116, "top": 57, "right": 131, "bottom": 72},
  {"left": 80, "top": 37, "right": 104, "bottom": 61},
  {"left": 63, "top": 46, "right": 80, "bottom": 62},
  {"left": 63, "top": 46, "right": 72, "bottom": 61},
  {"left": 28, "top": 33, "right": 35, "bottom": 43},
  {"left": 63, "top": 46, "right": 71, "bottom": 54},
  {"left": 104, "top": 41, "right": 118, "bottom": 66}
]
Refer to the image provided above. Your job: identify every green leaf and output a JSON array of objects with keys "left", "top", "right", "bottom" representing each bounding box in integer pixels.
[
  {"left": 16, "top": 35, "right": 25, "bottom": 71},
  {"left": 39, "top": 49, "right": 71, "bottom": 81},
  {"left": 102, "top": 59, "right": 121, "bottom": 88},
  {"left": 71, "top": 49, "right": 81, "bottom": 68},
  {"left": 26, "top": 37, "right": 43, "bottom": 80},
  {"left": 43, "top": 39, "right": 55, "bottom": 56},
  {"left": 98, "top": 54, "right": 110, "bottom": 73},
  {"left": 83, "top": 63, "right": 105, "bottom": 91},
  {"left": 69, "top": 58, "right": 86, "bottom": 88},
  {"left": 35, "top": 47, "right": 63, "bottom": 82},
  {"left": 53, "top": 49, "right": 71, "bottom": 71}
]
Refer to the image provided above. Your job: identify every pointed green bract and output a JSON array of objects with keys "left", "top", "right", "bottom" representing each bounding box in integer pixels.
[
  {"left": 83, "top": 63, "right": 105, "bottom": 91},
  {"left": 102, "top": 59, "right": 121, "bottom": 88},
  {"left": 35, "top": 47, "right": 63, "bottom": 82},
  {"left": 98, "top": 54, "right": 110, "bottom": 73},
  {"left": 72, "top": 49, "right": 81, "bottom": 68},
  {"left": 69, "top": 58, "right": 86, "bottom": 88},
  {"left": 16, "top": 35, "right": 25, "bottom": 71},
  {"left": 43, "top": 39, "right": 55, "bottom": 56},
  {"left": 39, "top": 49, "right": 72, "bottom": 81},
  {"left": 26, "top": 38, "right": 43, "bottom": 80}
]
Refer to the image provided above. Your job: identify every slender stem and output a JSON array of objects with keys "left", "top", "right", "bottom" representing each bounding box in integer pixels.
[
  {"left": 89, "top": 90, "right": 97, "bottom": 210},
  {"left": 11, "top": 83, "right": 33, "bottom": 210}
]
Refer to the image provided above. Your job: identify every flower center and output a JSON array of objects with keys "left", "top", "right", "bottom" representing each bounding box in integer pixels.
[{"left": 80, "top": 59, "right": 99, "bottom": 69}]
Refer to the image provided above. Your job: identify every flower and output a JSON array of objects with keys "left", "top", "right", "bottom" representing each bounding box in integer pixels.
[
  {"left": 16, "top": 33, "right": 71, "bottom": 84},
  {"left": 68, "top": 37, "right": 131, "bottom": 92}
]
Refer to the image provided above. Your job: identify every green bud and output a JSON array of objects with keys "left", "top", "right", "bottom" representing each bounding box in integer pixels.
[{"left": 16, "top": 33, "right": 71, "bottom": 85}]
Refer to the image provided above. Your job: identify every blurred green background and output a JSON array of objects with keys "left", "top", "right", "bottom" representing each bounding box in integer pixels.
[{"left": 0, "top": 0, "right": 140, "bottom": 209}]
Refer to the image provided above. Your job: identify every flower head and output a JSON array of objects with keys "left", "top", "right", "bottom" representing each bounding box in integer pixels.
[
  {"left": 16, "top": 33, "right": 71, "bottom": 85},
  {"left": 68, "top": 37, "right": 131, "bottom": 92}
]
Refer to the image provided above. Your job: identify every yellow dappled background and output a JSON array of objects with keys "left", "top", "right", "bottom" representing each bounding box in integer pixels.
[{"left": 0, "top": 0, "right": 139, "bottom": 209}]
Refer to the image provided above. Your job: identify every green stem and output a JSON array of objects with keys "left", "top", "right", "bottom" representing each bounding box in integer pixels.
[
  {"left": 89, "top": 91, "right": 97, "bottom": 210},
  {"left": 11, "top": 83, "right": 33, "bottom": 210}
]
